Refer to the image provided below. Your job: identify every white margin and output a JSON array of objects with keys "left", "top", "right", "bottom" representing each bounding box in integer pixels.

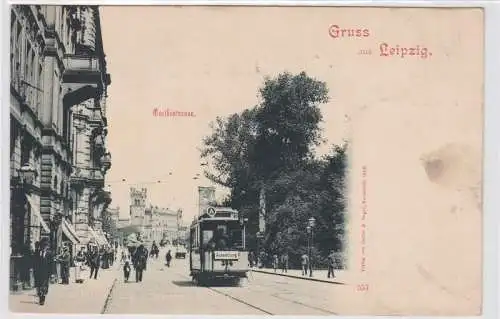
[{"left": 1, "top": 1, "right": 498, "bottom": 319}]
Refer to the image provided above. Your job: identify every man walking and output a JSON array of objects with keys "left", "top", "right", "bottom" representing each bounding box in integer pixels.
[
  {"left": 301, "top": 253, "right": 309, "bottom": 276},
  {"left": 134, "top": 244, "right": 148, "bottom": 282},
  {"left": 33, "top": 238, "right": 53, "bottom": 305},
  {"left": 74, "top": 247, "right": 86, "bottom": 283},
  {"left": 327, "top": 250, "right": 336, "bottom": 278},
  {"left": 281, "top": 252, "right": 289, "bottom": 273},
  {"left": 58, "top": 246, "right": 71, "bottom": 284},
  {"left": 272, "top": 254, "right": 279, "bottom": 273},
  {"left": 89, "top": 247, "right": 100, "bottom": 280}
]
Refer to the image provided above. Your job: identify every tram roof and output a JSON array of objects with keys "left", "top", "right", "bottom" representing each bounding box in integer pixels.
[{"left": 190, "top": 207, "right": 240, "bottom": 226}]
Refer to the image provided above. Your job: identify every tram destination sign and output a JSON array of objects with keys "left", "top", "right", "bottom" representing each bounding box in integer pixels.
[{"left": 214, "top": 251, "right": 239, "bottom": 260}]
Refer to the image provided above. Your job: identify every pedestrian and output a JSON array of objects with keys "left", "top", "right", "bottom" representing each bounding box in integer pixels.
[
  {"left": 33, "top": 238, "right": 53, "bottom": 305},
  {"left": 151, "top": 241, "right": 159, "bottom": 259},
  {"left": 74, "top": 247, "right": 86, "bottom": 283},
  {"left": 327, "top": 250, "right": 336, "bottom": 278},
  {"left": 281, "top": 252, "right": 289, "bottom": 273},
  {"left": 301, "top": 253, "right": 309, "bottom": 276},
  {"left": 248, "top": 251, "right": 255, "bottom": 268},
  {"left": 272, "top": 254, "right": 279, "bottom": 273},
  {"left": 133, "top": 244, "right": 147, "bottom": 282},
  {"left": 89, "top": 246, "right": 101, "bottom": 280},
  {"left": 58, "top": 246, "right": 71, "bottom": 284},
  {"left": 101, "top": 247, "right": 109, "bottom": 269},
  {"left": 123, "top": 255, "right": 132, "bottom": 282},
  {"left": 165, "top": 250, "right": 172, "bottom": 267}
]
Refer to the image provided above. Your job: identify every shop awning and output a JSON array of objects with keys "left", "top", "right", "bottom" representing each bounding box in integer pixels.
[
  {"left": 97, "top": 230, "right": 109, "bottom": 246},
  {"left": 61, "top": 219, "right": 80, "bottom": 244},
  {"left": 26, "top": 195, "right": 50, "bottom": 233},
  {"left": 88, "top": 227, "right": 104, "bottom": 245}
]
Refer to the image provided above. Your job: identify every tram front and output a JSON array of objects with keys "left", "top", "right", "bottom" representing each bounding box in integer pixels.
[{"left": 199, "top": 208, "right": 249, "bottom": 282}]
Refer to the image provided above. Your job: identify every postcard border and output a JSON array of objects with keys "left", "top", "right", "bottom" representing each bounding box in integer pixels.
[{"left": 1, "top": 1, "right": 498, "bottom": 319}]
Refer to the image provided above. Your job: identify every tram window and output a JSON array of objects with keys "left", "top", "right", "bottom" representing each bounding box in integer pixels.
[
  {"left": 231, "top": 229, "right": 243, "bottom": 247},
  {"left": 203, "top": 230, "right": 213, "bottom": 244},
  {"left": 190, "top": 229, "right": 196, "bottom": 248},
  {"left": 217, "top": 225, "right": 227, "bottom": 235}
]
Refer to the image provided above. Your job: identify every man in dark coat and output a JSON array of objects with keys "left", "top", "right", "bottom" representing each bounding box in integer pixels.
[
  {"left": 327, "top": 250, "right": 336, "bottom": 278},
  {"left": 33, "top": 238, "right": 53, "bottom": 305},
  {"left": 89, "top": 247, "right": 101, "bottom": 279},
  {"left": 133, "top": 245, "right": 147, "bottom": 282},
  {"left": 58, "top": 246, "right": 71, "bottom": 284}
]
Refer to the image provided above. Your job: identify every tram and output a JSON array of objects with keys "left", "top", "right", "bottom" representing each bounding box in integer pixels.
[{"left": 189, "top": 206, "right": 249, "bottom": 285}]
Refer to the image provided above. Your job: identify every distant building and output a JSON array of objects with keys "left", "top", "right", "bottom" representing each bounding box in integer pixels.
[
  {"left": 129, "top": 187, "right": 183, "bottom": 244},
  {"left": 130, "top": 187, "right": 147, "bottom": 228},
  {"left": 117, "top": 217, "right": 131, "bottom": 229}
]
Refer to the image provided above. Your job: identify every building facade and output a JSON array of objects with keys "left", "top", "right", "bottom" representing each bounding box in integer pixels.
[
  {"left": 130, "top": 187, "right": 147, "bottom": 228},
  {"left": 103, "top": 206, "right": 119, "bottom": 244},
  {"left": 9, "top": 5, "right": 111, "bottom": 291},
  {"left": 128, "top": 187, "right": 183, "bottom": 245}
]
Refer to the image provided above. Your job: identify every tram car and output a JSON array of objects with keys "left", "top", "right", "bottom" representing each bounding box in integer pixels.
[{"left": 189, "top": 207, "right": 249, "bottom": 285}]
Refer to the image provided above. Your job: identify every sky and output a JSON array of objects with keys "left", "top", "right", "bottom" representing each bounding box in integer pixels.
[{"left": 99, "top": 6, "right": 348, "bottom": 223}]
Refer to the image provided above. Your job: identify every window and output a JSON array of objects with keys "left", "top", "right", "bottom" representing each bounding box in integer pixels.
[
  {"left": 25, "top": 42, "right": 31, "bottom": 82},
  {"left": 10, "top": 12, "right": 16, "bottom": 76},
  {"left": 202, "top": 230, "right": 213, "bottom": 245},
  {"left": 20, "top": 140, "right": 30, "bottom": 166},
  {"left": 38, "top": 63, "right": 43, "bottom": 114},
  {"left": 230, "top": 229, "right": 243, "bottom": 248}
]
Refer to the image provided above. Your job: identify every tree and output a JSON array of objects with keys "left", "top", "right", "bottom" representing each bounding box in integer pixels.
[
  {"left": 253, "top": 71, "right": 328, "bottom": 179},
  {"left": 201, "top": 71, "right": 347, "bottom": 267}
]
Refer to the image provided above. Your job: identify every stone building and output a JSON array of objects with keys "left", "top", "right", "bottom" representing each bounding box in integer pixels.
[
  {"left": 128, "top": 187, "right": 183, "bottom": 245},
  {"left": 102, "top": 206, "right": 119, "bottom": 244},
  {"left": 9, "top": 5, "right": 111, "bottom": 291},
  {"left": 130, "top": 187, "right": 147, "bottom": 229},
  {"left": 151, "top": 206, "right": 182, "bottom": 245}
]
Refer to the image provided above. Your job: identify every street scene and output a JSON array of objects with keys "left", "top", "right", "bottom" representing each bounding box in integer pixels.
[
  {"left": 11, "top": 244, "right": 354, "bottom": 315},
  {"left": 9, "top": 4, "right": 348, "bottom": 315},
  {"left": 9, "top": 4, "right": 484, "bottom": 317}
]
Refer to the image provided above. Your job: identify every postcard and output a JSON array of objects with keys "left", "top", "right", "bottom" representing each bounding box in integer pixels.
[{"left": 8, "top": 4, "right": 483, "bottom": 316}]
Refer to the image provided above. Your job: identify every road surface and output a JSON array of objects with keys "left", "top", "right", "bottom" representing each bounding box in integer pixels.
[{"left": 104, "top": 253, "right": 343, "bottom": 315}]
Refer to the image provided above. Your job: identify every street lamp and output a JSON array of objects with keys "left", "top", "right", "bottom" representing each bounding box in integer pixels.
[{"left": 307, "top": 217, "right": 316, "bottom": 277}]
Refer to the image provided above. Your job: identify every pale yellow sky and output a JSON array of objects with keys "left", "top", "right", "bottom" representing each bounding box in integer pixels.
[{"left": 100, "top": 6, "right": 349, "bottom": 221}]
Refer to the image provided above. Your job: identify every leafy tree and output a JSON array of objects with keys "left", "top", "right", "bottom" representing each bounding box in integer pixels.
[{"left": 201, "top": 71, "right": 347, "bottom": 268}]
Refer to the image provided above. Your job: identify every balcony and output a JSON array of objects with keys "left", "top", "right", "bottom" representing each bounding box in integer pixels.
[
  {"left": 69, "top": 167, "right": 105, "bottom": 188},
  {"left": 64, "top": 55, "right": 100, "bottom": 73},
  {"left": 100, "top": 152, "right": 112, "bottom": 171},
  {"left": 62, "top": 55, "right": 102, "bottom": 85},
  {"left": 89, "top": 168, "right": 104, "bottom": 183}
]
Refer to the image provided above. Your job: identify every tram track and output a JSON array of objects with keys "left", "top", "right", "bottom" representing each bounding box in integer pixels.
[
  {"left": 176, "top": 270, "right": 337, "bottom": 315},
  {"left": 175, "top": 272, "right": 274, "bottom": 314}
]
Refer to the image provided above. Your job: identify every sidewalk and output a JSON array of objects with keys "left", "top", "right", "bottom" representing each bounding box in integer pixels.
[
  {"left": 251, "top": 267, "right": 347, "bottom": 285},
  {"left": 9, "top": 263, "right": 120, "bottom": 314}
]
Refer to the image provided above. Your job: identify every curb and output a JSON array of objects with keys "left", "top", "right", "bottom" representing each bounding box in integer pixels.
[
  {"left": 251, "top": 269, "right": 345, "bottom": 285},
  {"left": 100, "top": 278, "right": 117, "bottom": 314},
  {"left": 100, "top": 264, "right": 120, "bottom": 314}
]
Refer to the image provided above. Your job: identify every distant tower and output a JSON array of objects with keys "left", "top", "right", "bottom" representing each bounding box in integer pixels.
[{"left": 130, "top": 187, "right": 147, "bottom": 226}]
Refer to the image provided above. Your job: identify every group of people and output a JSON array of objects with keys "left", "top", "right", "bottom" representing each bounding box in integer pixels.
[
  {"left": 30, "top": 238, "right": 118, "bottom": 306},
  {"left": 121, "top": 241, "right": 175, "bottom": 283},
  {"left": 249, "top": 250, "right": 337, "bottom": 279},
  {"left": 121, "top": 244, "right": 149, "bottom": 282}
]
